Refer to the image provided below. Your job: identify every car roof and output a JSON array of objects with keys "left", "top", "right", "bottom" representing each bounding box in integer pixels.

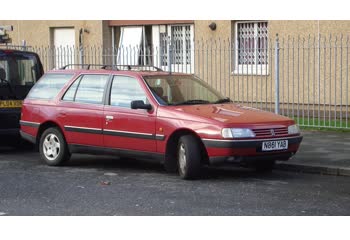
[{"left": 46, "top": 69, "right": 192, "bottom": 78}]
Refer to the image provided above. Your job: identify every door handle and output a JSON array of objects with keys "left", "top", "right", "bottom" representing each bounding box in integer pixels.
[{"left": 105, "top": 115, "right": 114, "bottom": 121}]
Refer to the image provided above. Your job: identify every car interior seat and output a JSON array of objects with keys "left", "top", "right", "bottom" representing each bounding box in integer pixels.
[{"left": 152, "top": 87, "right": 168, "bottom": 103}]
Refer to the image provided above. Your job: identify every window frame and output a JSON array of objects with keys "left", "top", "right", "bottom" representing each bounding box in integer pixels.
[
  {"left": 157, "top": 24, "right": 194, "bottom": 73},
  {"left": 108, "top": 74, "right": 149, "bottom": 109},
  {"left": 234, "top": 21, "right": 269, "bottom": 75},
  {"left": 61, "top": 74, "right": 111, "bottom": 105},
  {"left": 27, "top": 73, "right": 74, "bottom": 100}
]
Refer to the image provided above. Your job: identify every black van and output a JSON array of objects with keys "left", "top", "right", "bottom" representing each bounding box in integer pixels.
[{"left": 0, "top": 49, "right": 44, "bottom": 141}]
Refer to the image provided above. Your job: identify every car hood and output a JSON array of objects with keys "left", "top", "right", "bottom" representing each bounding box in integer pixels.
[{"left": 160, "top": 103, "right": 294, "bottom": 127}]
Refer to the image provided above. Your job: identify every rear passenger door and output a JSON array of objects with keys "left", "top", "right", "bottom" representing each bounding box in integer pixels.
[
  {"left": 103, "top": 75, "right": 157, "bottom": 152},
  {"left": 58, "top": 74, "right": 110, "bottom": 147}
]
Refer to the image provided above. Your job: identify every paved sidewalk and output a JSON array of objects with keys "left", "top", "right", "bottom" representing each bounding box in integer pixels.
[{"left": 275, "top": 130, "right": 350, "bottom": 176}]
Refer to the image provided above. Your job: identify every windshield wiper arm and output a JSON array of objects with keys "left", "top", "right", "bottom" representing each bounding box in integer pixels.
[
  {"left": 213, "top": 97, "right": 232, "bottom": 104},
  {"left": 173, "top": 99, "right": 210, "bottom": 106}
]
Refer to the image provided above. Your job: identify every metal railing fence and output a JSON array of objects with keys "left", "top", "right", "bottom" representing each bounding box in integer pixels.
[{"left": 1, "top": 35, "right": 349, "bottom": 129}]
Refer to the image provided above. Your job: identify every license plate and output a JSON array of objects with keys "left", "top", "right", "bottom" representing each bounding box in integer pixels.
[
  {"left": 0, "top": 100, "right": 23, "bottom": 108},
  {"left": 262, "top": 140, "right": 288, "bottom": 151}
]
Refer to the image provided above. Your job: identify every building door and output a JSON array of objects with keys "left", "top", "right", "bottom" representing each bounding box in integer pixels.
[{"left": 53, "top": 28, "right": 75, "bottom": 68}]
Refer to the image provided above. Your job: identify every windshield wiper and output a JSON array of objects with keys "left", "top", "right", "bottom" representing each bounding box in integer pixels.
[
  {"left": 173, "top": 99, "right": 210, "bottom": 106},
  {"left": 213, "top": 97, "right": 232, "bottom": 104}
]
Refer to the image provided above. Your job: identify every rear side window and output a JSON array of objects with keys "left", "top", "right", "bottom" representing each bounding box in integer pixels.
[
  {"left": 27, "top": 73, "right": 73, "bottom": 100},
  {"left": 74, "top": 75, "right": 109, "bottom": 104}
]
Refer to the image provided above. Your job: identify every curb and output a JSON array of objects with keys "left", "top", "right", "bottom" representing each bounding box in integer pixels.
[{"left": 275, "top": 162, "right": 350, "bottom": 177}]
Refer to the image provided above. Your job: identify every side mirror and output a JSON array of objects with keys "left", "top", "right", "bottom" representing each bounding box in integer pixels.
[{"left": 131, "top": 100, "right": 152, "bottom": 110}]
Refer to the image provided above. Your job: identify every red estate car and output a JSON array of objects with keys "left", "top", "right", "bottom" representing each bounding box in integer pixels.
[{"left": 20, "top": 65, "right": 302, "bottom": 179}]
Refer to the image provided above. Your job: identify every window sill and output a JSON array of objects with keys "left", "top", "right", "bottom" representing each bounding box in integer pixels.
[{"left": 232, "top": 70, "right": 270, "bottom": 76}]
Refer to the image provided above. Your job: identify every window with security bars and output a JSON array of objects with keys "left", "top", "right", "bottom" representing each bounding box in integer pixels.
[
  {"left": 160, "top": 25, "right": 192, "bottom": 67},
  {"left": 235, "top": 21, "right": 268, "bottom": 74},
  {"left": 160, "top": 32, "right": 168, "bottom": 66}
]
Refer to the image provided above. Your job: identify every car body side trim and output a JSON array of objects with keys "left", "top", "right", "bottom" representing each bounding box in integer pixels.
[
  {"left": 19, "top": 120, "right": 40, "bottom": 128},
  {"left": 20, "top": 130, "right": 36, "bottom": 144},
  {"left": 103, "top": 129, "right": 165, "bottom": 140},
  {"left": 63, "top": 126, "right": 165, "bottom": 141},
  {"left": 103, "top": 129, "right": 154, "bottom": 139},
  {"left": 64, "top": 125, "right": 103, "bottom": 134},
  {"left": 104, "top": 129, "right": 153, "bottom": 136},
  {"left": 155, "top": 134, "right": 165, "bottom": 141}
]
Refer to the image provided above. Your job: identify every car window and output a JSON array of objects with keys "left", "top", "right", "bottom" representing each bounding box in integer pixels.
[
  {"left": 27, "top": 73, "right": 74, "bottom": 100},
  {"left": 0, "top": 51, "right": 43, "bottom": 86},
  {"left": 62, "top": 76, "right": 82, "bottom": 101},
  {"left": 74, "top": 75, "right": 109, "bottom": 104},
  {"left": 110, "top": 75, "right": 148, "bottom": 108},
  {"left": 144, "top": 75, "right": 224, "bottom": 105}
]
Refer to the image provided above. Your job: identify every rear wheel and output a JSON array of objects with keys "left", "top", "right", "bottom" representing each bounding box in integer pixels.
[
  {"left": 254, "top": 160, "right": 275, "bottom": 173},
  {"left": 39, "top": 127, "right": 70, "bottom": 166},
  {"left": 177, "top": 135, "right": 202, "bottom": 180}
]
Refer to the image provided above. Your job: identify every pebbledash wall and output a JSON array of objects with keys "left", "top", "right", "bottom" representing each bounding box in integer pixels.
[
  {"left": 195, "top": 20, "right": 350, "bottom": 105},
  {"left": 1, "top": 20, "right": 350, "bottom": 116},
  {"left": 0, "top": 20, "right": 111, "bottom": 48}
]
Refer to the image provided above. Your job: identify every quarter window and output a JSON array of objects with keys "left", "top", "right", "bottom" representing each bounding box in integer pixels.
[
  {"left": 27, "top": 73, "right": 73, "bottom": 100},
  {"left": 74, "top": 75, "right": 109, "bottom": 104},
  {"left": 62, "top": 76, "right": 82, "bottom": 101},
  {"left": 110, "top": 76, "right": 148, "bottom": 108}
]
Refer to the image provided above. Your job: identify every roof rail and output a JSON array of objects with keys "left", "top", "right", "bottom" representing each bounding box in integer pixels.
[{"left": 60, "top": 64, "right": 163, "bottom": 71}]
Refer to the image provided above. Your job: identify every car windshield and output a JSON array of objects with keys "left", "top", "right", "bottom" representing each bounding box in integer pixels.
[{"left": 143, "top": 75, "right": 229, "bottom": 106}]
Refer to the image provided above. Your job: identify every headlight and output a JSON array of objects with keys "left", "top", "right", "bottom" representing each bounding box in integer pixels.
[
  {"left": 288, "top": 124, "right": 300, "bottom": 134},
  {"left": 221, "top": 128, "right": 256, "bottom": 138}
]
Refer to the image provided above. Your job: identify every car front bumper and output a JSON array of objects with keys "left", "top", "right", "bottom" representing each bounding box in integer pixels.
[{"left": 202, "top": 135, "right": 303, "bottom": 165}]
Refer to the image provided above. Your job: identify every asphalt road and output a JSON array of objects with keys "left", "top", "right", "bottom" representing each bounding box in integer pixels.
[{"left": 0, "top": 145, "right": 349, "bottom": 216}]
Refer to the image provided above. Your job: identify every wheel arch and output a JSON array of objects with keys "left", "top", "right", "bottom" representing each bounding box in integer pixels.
[
  {"left": 164, "top": 128, "right": 209, "bottom": 170},
  {"left": 36, "top": 120, "right": 65, "bottom": 146}
]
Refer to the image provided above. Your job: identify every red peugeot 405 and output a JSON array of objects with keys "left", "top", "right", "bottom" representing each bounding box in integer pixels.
[{"left": 20, "top": 65, "right": 302, "bottom": 179}]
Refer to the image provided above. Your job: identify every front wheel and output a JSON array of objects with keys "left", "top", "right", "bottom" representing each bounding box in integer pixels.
[
  {"left": 39, "top": 127, "right": 70, "bottom": 166},
  {"left": 177, "top": 135, "right": 202, "bottom": 180}
]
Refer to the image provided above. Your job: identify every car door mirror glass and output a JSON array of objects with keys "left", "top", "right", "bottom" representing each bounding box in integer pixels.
[{"left": 131, "top": 100, "right": 152, "bottom": 110}]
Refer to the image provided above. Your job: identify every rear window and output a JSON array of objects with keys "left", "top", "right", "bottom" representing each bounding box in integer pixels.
[
  {"left": 0, "top": 51, "right": 43, "bottom": 85},
  {"left": 27, "top": 73, "right": 74, "bottom": 100}
]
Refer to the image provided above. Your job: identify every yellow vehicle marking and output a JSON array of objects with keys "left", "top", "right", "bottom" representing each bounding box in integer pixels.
[{"left": 0, "top": 100, "right": 23, "bottom": 108}]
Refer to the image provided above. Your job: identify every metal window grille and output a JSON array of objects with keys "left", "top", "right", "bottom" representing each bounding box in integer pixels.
[
  {"left": 171, "top": 26, "right": 184, "bottom": 64},
  {"left": 160, "top": 32, "right": 168, "bottom": 66},
  {"left": 185, "top": 25, "right": 191, "bottom": 64},
  {"left": 236, "top": 21, "right": 268, "bottom": 74}
]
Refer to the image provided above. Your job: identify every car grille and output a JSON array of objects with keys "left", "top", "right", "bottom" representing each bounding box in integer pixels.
[{"left": 252, "top": 127, "right": 288, "bottom": 137}]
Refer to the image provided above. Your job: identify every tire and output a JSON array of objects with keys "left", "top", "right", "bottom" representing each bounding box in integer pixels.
[
  {"left": 177, "top": 135, "right": 202, "bottom": 180},
  {"left": 254, "top": 160, "right": 275, "bottom": 173},
  {"left": 39, "top": 127, "right": 70, "bottom": 166}
]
